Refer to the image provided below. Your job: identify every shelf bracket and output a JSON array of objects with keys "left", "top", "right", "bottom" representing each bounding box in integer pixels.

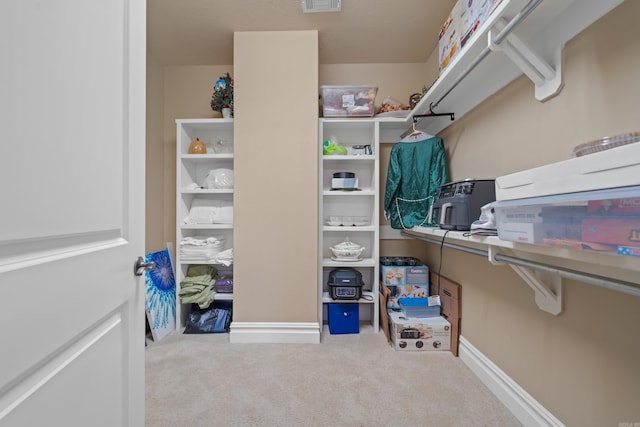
[
  {"left": 488, "top": 246, "right": 563, "bottom": 315},
  {"left": 488, "top": 18, "right": 564, "bottom": 101}
]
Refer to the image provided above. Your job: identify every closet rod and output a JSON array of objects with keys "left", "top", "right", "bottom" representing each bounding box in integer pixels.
[
  {"left": 401, "top": 230, "right": 640, "bottom": 298},
  {"left": 430, "top": 0, "right": 543, "bottom": 111},
  {"left": 493, "top": 253, "right": 640, "bottom": 297}
]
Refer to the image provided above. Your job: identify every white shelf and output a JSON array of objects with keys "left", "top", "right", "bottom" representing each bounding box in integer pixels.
[
  {"left": 396, "top": 0, "right": 624, "bottom": 136},
  {"left": 180, "top": 224, "right": 233, "bottom": 230},
  {"left": 323, "top": 155, "right": 376, "bottom": 161},
  {"left": 176, "top": 118, "right": 234, "bottom": 127},
  {"left": 181, "top": 189, "right": 234, "bottom": 194},
  {"left": 322, "top": 291, "right": 377, "bottom": 304},
  {"left": 410, "top": 226, "right": 640, "bottom": 273},
  {"left": 181, "top": 154, "right": 234, "bottom": 160},
  {"left": 496, "top": 143, "right": 640, "bottom": 200},
  {"left": 323, "top": 225, "right": 375, "bottom": 232},
  {"left": 323, "top": 189, "right": 375, "bottom": 196},
  {"left": 322, "top": 257, "right": 377, "bottom": 268}
]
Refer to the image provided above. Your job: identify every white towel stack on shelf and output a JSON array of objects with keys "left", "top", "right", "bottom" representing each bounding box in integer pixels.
[{"left": 180, "top": 236, "right": 225, "bottom": 261}]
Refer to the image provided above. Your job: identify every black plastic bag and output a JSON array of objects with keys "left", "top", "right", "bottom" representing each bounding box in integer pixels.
[{"left": 184, "top": 301, "right": 232, "bottom": 334}]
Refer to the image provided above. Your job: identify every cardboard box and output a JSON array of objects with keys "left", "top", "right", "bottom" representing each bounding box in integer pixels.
[
  {"left": 429, "top": 272, "right": 460, "bottom": 357},
  {"left": 494, "top": 197, "right": 587, "bottom": 224},
  {"left": 381, "top": 272, "right": 461, "bottom": 356},
  {"left": 438, "top": 1, "right": 462, "bottom": 72},
  {"left": 379, "top": 285, "right": 391, "bottom": 341},
  {"left": 587, "top": 198, "right": 640, "bottom": 214},
  {"left": 497, "top": 221, "right": 583, "bottom": 244},
  {"left": 439, "top": 0, "right": 502, "bottom": 72},
  {"left": 618, "top": 245, "right": 640, "bottom": 257},
  {"left": 582, "top": 217, "right": 640, "bottom": 246},
  {"left": 460, "top": 0, "right": 496, "bottom": 49},
  {"left": 380, "top": 265, "right": 429, "bottom": 286},
  {"left": 385, "top": 284, "right": 429, "bottom": 309},
  {"left": 388, "top": 311, "right": 451, "bottom": 351}
]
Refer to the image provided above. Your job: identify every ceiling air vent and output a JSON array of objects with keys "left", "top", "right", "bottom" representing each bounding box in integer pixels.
[{"left": 302, "top": 0, "right": 342, "bottom": 13}]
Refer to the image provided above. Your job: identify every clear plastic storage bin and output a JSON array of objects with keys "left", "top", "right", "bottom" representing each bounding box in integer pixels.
[
  {"left": 493, "top": 186, "right": 640, "bottom": 256},
  {"left": 320, "top": 85, "right": 378, "bottom": 117}
]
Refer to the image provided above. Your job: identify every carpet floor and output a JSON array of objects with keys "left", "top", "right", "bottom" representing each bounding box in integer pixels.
[{"left": 145, "top": 326, "right": 522, "bottom": 427}]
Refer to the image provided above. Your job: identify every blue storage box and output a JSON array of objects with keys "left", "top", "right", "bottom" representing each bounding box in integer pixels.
[
  {"left": 399, "top": 297, "right": 441, "bottom": 318},
  {"left": 328, "top": 303, "right": 359, "bottom": 334}
]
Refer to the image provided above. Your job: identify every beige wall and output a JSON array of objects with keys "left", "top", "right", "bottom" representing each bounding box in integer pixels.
[
  {"left": 232, "top": 31, "right": 319, "bottom": 323},
  {"left": 145, "top": 2, "right": 639, "bottom": 424},
  {"left": 145, "top": 56, "right": 165, "bottom": 253}
]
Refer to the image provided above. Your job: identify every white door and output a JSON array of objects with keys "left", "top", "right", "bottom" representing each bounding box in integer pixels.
[{"left": 0, "top": 0, "right": 146, "bottom": 426}]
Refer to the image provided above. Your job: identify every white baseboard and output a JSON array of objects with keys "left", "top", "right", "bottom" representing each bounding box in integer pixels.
[
  {"left": 459, "top": 336, "right": 565, "bottom": 427},
  {"left": 229, "top": 322, "right": 321, "bottom": 344}
]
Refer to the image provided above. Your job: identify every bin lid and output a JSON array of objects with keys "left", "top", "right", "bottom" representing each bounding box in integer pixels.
[{"left": 399, "top": 297, "right": 441, "bottom": 307}]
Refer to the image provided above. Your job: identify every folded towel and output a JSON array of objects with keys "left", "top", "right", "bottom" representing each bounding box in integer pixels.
[
  {"left": 180, "top": 287, "right": 215, "bottom": 309},
  {"left": 183, "top": 199, "right": 233, "bottom": 224},
  {"left": 186, "top": 265, "right": 216, "bottom": 278},
  {"left": 213, "top": 248, "right": 234, "bottom": 267},
  {"left": 181, "top": 236, "right": 225, "bottom": 247},
  {"left": 179, "top": 273, "right": 216, "bottom": 309}
]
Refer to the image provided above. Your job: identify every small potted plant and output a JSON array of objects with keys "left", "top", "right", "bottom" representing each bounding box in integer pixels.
[{"left": 210, "top": 72, "right": 234, "bottom": 118}]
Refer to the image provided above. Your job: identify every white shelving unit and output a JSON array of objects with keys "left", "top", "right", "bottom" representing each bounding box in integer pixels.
[
  {"left": 175, "top": 118, "right": 234, "bottom": 329},
  {"left": 319, "top": 119, "right": 380, "bottom": 333}
]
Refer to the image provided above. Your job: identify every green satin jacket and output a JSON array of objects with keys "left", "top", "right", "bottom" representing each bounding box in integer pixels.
[{"left": 384, "top": 135, "right": 448, "bottom": 229}]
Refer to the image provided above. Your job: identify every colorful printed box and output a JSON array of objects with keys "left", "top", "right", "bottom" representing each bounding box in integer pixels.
[
  {"left": 388, "top": 311, "right": 451, "bottom": 352},
  {"left": 582, "top": 217, "right": 640, "bottom": 246},
  {"left": 384, "top": 284, "right": 429, "bottom": 309},
  {"left": 381, "top": 265, "right": 429, "bottom": 286},
  {"left": 587, "top": 198, "right": 640, "bottom": 214},
  {"left": 617, "top": 245, "right": 640, "bottom": 257}
]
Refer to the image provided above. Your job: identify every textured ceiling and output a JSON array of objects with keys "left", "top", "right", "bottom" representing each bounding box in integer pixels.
[{"left": 147, "top": 0, "right": 457, "bottom": 66}]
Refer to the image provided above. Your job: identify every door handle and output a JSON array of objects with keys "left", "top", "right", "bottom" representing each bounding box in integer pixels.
[{"left": 134, "top": 256, "right": 156, "bottom": 276}]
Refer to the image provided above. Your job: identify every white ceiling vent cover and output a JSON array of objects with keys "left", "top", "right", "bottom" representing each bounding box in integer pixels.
[{"left": 302, "top": 0, "right": 341, "bottom": 13}]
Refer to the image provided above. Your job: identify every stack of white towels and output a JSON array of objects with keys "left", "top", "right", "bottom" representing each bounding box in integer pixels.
[{"left": 179, "top": 236, "right": 233, "bottom": 266}]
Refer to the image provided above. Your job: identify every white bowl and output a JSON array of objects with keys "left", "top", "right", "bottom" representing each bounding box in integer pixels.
[
  {"left": 330, "top": 247, "right": 365, "bottom": 259},
  {"left": 330, "top": 238, "right": 365, "bottom": 259}
]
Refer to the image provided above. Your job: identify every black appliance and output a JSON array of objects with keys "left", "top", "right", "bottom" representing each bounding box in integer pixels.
[
  {"left": 328, "top": 268, "right": 364, "bottom": 300},
  {"left": 432, "top": 179, "right": 496, "bottom": 231}
]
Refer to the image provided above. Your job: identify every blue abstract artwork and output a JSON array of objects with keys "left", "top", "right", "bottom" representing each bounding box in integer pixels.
[{"left": 144, "top": 248, "right": 176, "bottom": 341}]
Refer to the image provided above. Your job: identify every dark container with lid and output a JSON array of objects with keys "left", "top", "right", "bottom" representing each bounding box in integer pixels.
[
  {"left": 327, "top": 268, "right": 364, "bottom": 300},
  {"left": 333, "top": 171, "right": 355, "bottom": 178}
]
